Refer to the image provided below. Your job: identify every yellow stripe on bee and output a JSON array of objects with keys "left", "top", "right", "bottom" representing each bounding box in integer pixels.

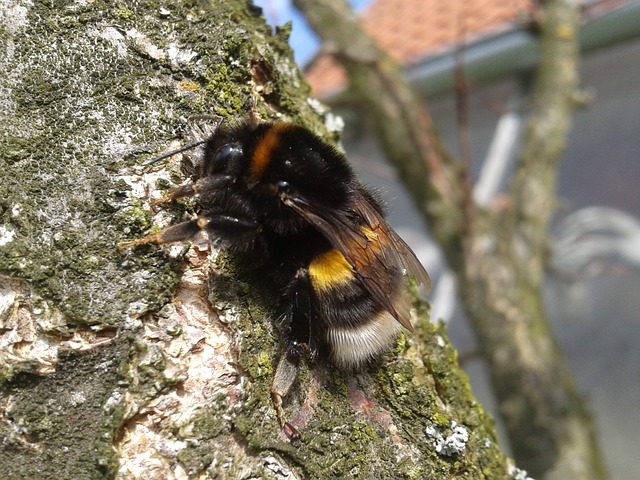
[
  {"left": 250, "top": 123, "right": 289, "bottom": 180},
  {"left": 309, "top": 249, "right": 354, "bottom": 292}
]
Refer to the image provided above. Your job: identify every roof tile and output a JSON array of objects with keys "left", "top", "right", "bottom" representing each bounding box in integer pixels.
[{"left": 305, "top": 0, "right": 534, "bottom": 96}]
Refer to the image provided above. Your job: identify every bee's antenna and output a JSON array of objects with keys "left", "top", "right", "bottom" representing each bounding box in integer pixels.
[{"left": 144, "top": 140, "right": 208, "bottom": 166}]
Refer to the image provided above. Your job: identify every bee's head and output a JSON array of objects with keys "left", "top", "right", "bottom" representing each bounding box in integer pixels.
[{"left": 203, "top": 122, "right": 355, "bottom": 223}]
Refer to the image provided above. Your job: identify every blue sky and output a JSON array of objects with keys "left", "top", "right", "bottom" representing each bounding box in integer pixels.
[{"left": 253, "top": 0, "right": 372, "bottom": 67}]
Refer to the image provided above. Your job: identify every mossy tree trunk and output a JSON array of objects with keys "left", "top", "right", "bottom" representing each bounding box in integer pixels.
[
  {"left": 294, "top": 0, "right": 608, "bottom": 479},
  {"left": 1, "top": 1, "right": 512, "bottom": 479}
]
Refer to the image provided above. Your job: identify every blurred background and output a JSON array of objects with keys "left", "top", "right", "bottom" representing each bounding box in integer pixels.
[{"left": 256, "top": 1, "right": 640, "bottom": 478}]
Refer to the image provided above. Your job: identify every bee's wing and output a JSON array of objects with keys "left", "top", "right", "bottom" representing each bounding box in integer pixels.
[
  {"left": 356, "top": 198, "right": 432, "bottom": 292},
  {"left": 284, "top": 194, "right": 430, "bottom": 332}
]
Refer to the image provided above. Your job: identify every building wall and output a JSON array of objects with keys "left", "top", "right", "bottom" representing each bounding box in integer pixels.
[{"left": 338, "top": 37, "right": 640, "bottom": 480}]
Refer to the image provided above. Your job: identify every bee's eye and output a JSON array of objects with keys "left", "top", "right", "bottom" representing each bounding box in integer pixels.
[
  {"left": 214, "top": 143, "right": 243, "bottom": 165},
  {"left": 204, "top": 142, "right": 244, "bottom": 176}
]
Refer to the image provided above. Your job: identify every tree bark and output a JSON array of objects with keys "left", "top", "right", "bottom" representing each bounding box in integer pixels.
[
  {"left": 0, "top": 1, "right": 512, "bottom": 479},
  {"left": 294, "top": 0, "right": 608, "bottom": 479}
]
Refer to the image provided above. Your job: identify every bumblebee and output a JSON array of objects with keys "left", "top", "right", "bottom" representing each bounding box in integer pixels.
[{"left": 120, "top": 119, "right": 431, "bottom": 432}]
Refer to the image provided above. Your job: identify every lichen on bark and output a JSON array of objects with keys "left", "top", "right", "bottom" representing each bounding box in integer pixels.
[{"left": 1, "top": 1, "right": 511, "bottom": 478}]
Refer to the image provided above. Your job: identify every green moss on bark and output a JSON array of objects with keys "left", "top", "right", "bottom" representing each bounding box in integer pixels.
[
  {"left": 0, "top": 0, "right": 310, "bottom": 328},
  {"left": 0, "top": 337, "right": 132, "bottom": 479}
]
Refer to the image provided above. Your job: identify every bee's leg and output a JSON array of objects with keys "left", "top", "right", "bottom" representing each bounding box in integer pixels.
[
  {"left": 271, "top": 268, "right": 315, "bottom": 438},
  {"left": 271, "top": 349, "right": 302, "bottom": 438},
  {"left": 151, "top": 183, "right": 197, "bottom": 209},
  {"left": 151, "top": 175, "right": 238, "bottom": 210},
  {"left": 119, "top": 213, "right": 261, "bottom": 251},
  {"left": 288, "top": 268, "right": 317, "bottom": 356},
  {"left": 118, "top": 218, "right": 203, "bottom": 249}
]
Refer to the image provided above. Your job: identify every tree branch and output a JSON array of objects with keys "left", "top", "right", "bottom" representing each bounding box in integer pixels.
[
  {"left": 295, "top": 0, "right": 608, "bottom": 478},
  {"left": 509, "top": 0, "right": 581, "bottom": 284}
]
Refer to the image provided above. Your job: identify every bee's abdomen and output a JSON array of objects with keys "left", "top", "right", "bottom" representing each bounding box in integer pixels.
[
  {"left": 308, "top": 247, "right": 403, "bottom": 367},
  {"left": 326, "top": 311, "right": 401, "bottom": 368},
  {"left": 308, "top": 248, "right": 354, "bottom": 293}
]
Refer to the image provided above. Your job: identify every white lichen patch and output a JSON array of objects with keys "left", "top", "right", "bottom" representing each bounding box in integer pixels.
[
  {"left": 425, "top": 420, "right": 470, "bottom": 456},
  {"left": 115, "top": 249, "right": 257, "bottom": 479},
  {"left": 167, "top": 43, "right": 198, "bottom": 67},
  {"left": 306, "top": 97, "right": 328, "bottom": 116},
  {"left": 127, "top": 28, "right": 166, "bottom": 60},
  {"left": 324, "top": 112, "right": 344, "bottom": 135},
  {"left": 99, "top": 26, "right": 198, "bottom": 70},
  {"left": 509, "top": 466, "right": 536, "bottom": 480},
  {"left": 97, "top": 26, "right": 129, "bottom": 58},
  {"left": 306, "top": 98, "right": 344, "bottom": 135},
  {"left": 1, "top": 0, "right": 31, "bottom": 37},
  {"left": 0, "top": 226, "right": 16, "bottom": 246},
  {"left": 69, "top": 390, "right": 87, "bottom": 407}
]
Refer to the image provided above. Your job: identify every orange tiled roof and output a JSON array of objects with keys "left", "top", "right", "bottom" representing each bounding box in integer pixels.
[{"left": 305, "top": 0, "right": 535, "bottom": 97}]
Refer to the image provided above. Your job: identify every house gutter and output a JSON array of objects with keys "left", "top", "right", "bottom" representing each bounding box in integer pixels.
[{"left": 407, "top": 1, "right": 640, "bottom": 98}]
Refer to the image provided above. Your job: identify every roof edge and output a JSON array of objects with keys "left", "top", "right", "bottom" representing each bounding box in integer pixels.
[
  {"left": 313, "top": 1, "right": 640, "bottom": 101},
  {"left": 407, "top": 1, "right": 640, "bottom": 98}
]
